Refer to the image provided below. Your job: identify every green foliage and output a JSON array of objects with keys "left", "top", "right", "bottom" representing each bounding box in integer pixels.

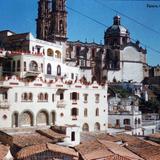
[
  {"left": 110, "top": 86, "right": 132, "bottom": 98},
  {"left": 140, "top": 99, "right": 160, "bottom": 113}
]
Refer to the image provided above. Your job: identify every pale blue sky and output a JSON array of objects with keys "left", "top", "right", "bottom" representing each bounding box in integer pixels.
[{"left": 0, "top": 0, "right": 160, "bottom": 66}]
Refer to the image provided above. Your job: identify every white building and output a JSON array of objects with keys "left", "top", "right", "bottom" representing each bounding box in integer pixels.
[
  {"left": 0, "top": 31, "right": 108, "bottom": 137},
  {"left": 108, "top": 96, "right": 143, "bottom": 135}
]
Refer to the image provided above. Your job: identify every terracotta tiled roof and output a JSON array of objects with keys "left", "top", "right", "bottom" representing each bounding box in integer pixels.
[
  {"left": 13, "top": 133, "right": 53, "bottom": 148},
  {"left": 75, "top": 139, "right": 141, "bottom": 160},
  {"left": 105, "top": 154, "right": 133, "bottom": 160},
  {"left": 36, "top": 128, "right": 66, "bottom": 139},
  {"left": 80, "top": 132, "right": 120, "bottom": 143},
  {"left": 16, "top": 143, "right": 78, "bottom": 159},
  {"left": 98, "top": 140, "right": 143, "bottom": 160},
  {"left": 0, "top": 144, "right": 9, "bottom": 159},
  {"left": 115, "top": 134, "right": 160, "bottom": 160},
  {"left": 75, "top": 140, "right": 108, "bottom": 155}
]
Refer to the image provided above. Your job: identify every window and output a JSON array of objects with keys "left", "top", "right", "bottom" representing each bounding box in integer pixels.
[
  {"left": 41, "top": 63, "right": 43, "bottom": 72},
  {"left": 116, "top": 119, "right": 120, "bottom": 126},
  {"left": 38, "top": 93, "right": 43, "bottom": 101},
  {"left": 92, "top": 48, "right": 96, "bottom": 58},
  {"left": 95, "top": 94, "right": 100, "bottom": 103},
  {"left": 44, "top": 93, "right": 48, "bottom": 101},
  {"left": 83, "top": 94, "right": 88, "bottom": 102},
  {"left": 17, "top": 60, "right": 20, "bottom": 72},
  {"left": 96, "top": 108, "right": 99, "bottom": 116},
  {"left": 12, "top": 61, "right": 15, "bottom": 72},
  {"left": 71, "top": 73, "right": 74, "bottom": 79},
  {"left": 55, "top": 50, "right": 61, "bottom": 58},
  {"left": 70, "top": 92, "right": 79, "bottom": 101},
  {"left": 24, "top": 62, "right": 26, "bottom": 71},
  {"left": 82, "top": 123, "right": 89, "bottom": 132},
  {"left": 15, "top": 93, "right": 18, "bottom": 102},
  {"left": 37, "top": 47, "right": 40, "bottom": 53},
  {"left": 71, "top": 108, "right": 78, "bottom": 116},
  {"left": 21, "top": 93, "right": 32, "bottom": 101},
  {"left": 138, "top": 118, "right": 141, "bottom": 125},
  {"left": 84, "top": 108, "right": 88, "bottom": 117},
  {"left": 71, "top": 131, "right": 75, "bottom": 141},
  {"left": 59, "top": 20, "right": 64, "bottom": 33},
  {"left": 47, "top": 63, "right": 52, "bottom": 75},
  {"left": 52, "top": 94, "right": 54, "bottom": 102},
  {"left": 29, "top": 61, "right": 38, "bottom": 72},
  {"left": 28, "top": 93, "right": 33, "bottom": 101},
  {"left": 3, "top": 92, "right": 8, "bottom": 100},
  {"left": 76, "top": 46, "right": 81, "bottom": 57},
  {"left": 135, "top": 118, "right": 137, "bottom": 125},
  {"left": 57, "top": 65, "right": 61, "bottom": 76},
  {"left": 47, "top": 48, "right": 54, "bottom": 57},
  {"left": 60, "top": 93, "right": 64, "bottom": 100},
  {"left": 124, "top": 119, "right": 130, "bottom": 125}
]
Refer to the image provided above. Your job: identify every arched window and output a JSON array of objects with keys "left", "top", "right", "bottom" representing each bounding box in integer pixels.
[
  {"left": 22, "top": 93, "right": 28, "bottom": 101},
  {"left": 82, "top": 123, "right": 89, "bottom": 132},
  {"left": 84, "top": 108, "right": 88, "bottom": 117},
  {"left": 70, "top": 92, "right": 79, "bottom": 101},
  {"left": 55, "top": 50, "right": 61, "bottom": 59},
  {"left": 47, "top": 48, "right": 54, "bottom": 57},
  {"left": 38, "top": 93, "right": 43, "bottom": 101},
  {"left": 47, "top": 63, "right": 52, "bottom": 75},
  {"left": 28, "top": 93, "right": 33, "bottom": 101},
  {"left": 135, "top": 118, "right": 138, "bottom": 125},
  {"left": 71, "top": 108, "right": 78, "bottom": 116},
  {"left": 29, "top": 61, "right": 38, "bottom": 72},
  {"left": 94, "top": 122, "right": 100, "bottom": 131},
  {"left": 59, "top": 20, "right": 64, "bottom": 33},
  {"left": 44, "top": 93, "right": 48, "bottom": 101},
  {"left": 57, "top": 65, "right": 61, "bottom": 76},
  {"left": 96, "top": 108, "right": 99, "bottom": 116}
]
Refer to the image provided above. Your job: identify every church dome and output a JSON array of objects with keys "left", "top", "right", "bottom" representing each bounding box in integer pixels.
[{"left": 106, "top": 16, "right": 129, "bottom": 36}]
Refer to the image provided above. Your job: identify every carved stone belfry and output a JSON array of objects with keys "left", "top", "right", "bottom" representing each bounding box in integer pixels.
[{"left": 36, "top": 0, "right": 67, "bottom": 42}]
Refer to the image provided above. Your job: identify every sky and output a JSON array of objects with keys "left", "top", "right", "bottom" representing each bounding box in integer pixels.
[{"left": 0, "top": 0, "right": 160, "bottom": 66}]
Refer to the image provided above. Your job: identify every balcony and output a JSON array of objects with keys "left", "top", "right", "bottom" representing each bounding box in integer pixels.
[
  {"left": 57, "top": 100, "right": 66, "bottom": 108},
  {"left": 0, "top": 100, "right": 9, "bottom": 109}
]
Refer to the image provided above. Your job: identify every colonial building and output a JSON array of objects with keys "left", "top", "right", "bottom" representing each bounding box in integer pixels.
[{"left": 103, "top": 16, "right": 147, "bottom": 83}]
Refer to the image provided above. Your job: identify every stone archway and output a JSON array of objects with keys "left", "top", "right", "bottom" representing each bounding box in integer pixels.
[
  {"left": 37, "top": 110, "right": 49, "bottom": 126},
  {"left": 20, "top": 111, "right": 33, "bottom": 127}
]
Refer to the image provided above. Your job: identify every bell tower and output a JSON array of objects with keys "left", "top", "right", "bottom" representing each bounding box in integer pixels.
[{"left": 36, "top": 0, "right": 67, "bottom": 42}]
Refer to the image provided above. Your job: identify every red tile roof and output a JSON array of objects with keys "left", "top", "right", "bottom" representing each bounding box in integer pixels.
[
  {"left": 16, "top": 143, "right": 78, "bottom": 159},
  {"left": 116, "top": 134, "right": 160, "bottom": 160},
  {"left": 0, "top": 144, "right": 9, "bottom": 159}
]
